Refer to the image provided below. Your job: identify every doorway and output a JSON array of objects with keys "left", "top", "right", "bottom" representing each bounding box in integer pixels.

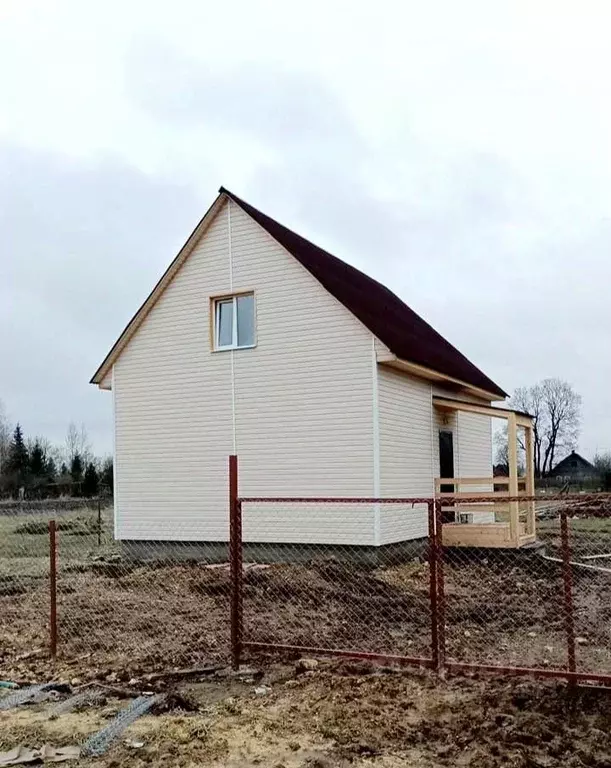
[{"left": 439, "top": 430, "right": 456, "bottom": 523}]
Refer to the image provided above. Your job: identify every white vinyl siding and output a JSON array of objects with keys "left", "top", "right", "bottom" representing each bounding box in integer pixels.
[
  {"left": 376, "top": 373, "right": 495, "bottom": 543},
  {"left": 431, "top": 385, "right": 494, "bottom": 524},
  {"left": 111, "top": 193, "right": 497, "bottom": 546},
  {"left": 113, "top": 208, "right": 233, "bottom": 541},
  {"left": 230, "top": 203, "right": 375, "bottom": 544},
  {"left": 377, "top": 367, "right": 432, "bottom": 544},
  {"left": 113, "top": 199, "right": 375, "bottom": 544},
  {"left": 456, "top": 410, "right": 495, "bottom": 523}
]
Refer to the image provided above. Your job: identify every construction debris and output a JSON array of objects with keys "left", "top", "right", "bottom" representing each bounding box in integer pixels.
[
  {"left": 0, "top": 685, "right": 69, "bottom": 712},
  {"left": 47, "top": 689, "right": 105, "bottom": 720},
  {"left": 80, "top": 694, "right": 164, "bottom": 757},
  {"left": 0, "top": 745, "right": 80, "bottom": 765}
]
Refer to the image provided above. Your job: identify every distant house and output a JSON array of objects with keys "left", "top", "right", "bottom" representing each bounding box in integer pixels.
[
  {"left": 91, "top": 187, "right": 535, "bottom": 548},
  {"left": 548, "top": 451, "right": 598, "bottom": 484}
]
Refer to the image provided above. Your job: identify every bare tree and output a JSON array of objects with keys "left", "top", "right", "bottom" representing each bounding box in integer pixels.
[
  {"left": 507, "top": 378, "right": 581, "bottom": 477},
  {"left": 510, "top": 384, "right": 545, "bottom": 476},
  {"left": 0, "top": 399, "right": 12, "bottom": 475},
  {"left": 594, "top": 452, "right": 611, "bottom": 491},
  {"left": 65, "top": 422, "right": 92, "bottom": 466},
  {"left": 493, "top": 426, "right": 525, "bottom": 474}
]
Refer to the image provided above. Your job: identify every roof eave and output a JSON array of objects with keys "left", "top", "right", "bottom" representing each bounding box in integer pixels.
[{"left": 379, "top": 354, "right": 507, "bottom": 401}]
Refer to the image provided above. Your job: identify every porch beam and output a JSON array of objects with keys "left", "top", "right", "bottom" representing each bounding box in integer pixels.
[{"left": 433, "top": 397, "right": 533, "bottom": 424}]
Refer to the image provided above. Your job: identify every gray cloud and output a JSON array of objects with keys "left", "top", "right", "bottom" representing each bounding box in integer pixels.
[
  {"left": 0, "top": 143, "right": 205, "bottom": 453},
  {"left": 2, "top": 33, "right": 611, "bottom": 462},
  {"left": 127, "top": 41, "right": 356, "bottom": 145}
]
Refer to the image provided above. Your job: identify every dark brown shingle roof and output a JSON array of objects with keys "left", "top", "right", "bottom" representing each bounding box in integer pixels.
[{"left": 220, "top": 187, "right": 506, "bottom": 398}]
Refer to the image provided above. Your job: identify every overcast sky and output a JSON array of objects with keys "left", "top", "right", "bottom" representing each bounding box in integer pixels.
[{"left": 1, "top": 0, "right": 610, "bottom": 459}]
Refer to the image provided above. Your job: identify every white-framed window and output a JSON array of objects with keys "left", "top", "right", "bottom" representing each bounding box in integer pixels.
[{"left": 213, "top": 293, "right": 256, "bottom": 350}]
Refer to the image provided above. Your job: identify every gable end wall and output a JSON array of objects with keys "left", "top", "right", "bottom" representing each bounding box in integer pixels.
[{"left": 113, "top": 200, "right": 376, "bottom": 544}]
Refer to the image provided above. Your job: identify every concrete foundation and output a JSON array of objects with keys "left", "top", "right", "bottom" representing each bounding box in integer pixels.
[{"left": 120, "top": 537, "right": 429, "bottom": 567}]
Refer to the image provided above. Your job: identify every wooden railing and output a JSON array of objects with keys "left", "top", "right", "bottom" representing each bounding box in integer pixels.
[
  {"left": 434, "top": 477, "right": 537, "bottom": 546},
  {"left": 434, "top": 477, "right": 528, "bottom": 498}
]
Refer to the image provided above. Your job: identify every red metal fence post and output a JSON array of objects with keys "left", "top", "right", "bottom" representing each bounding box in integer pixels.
[
  {"left": 560, "top": 508, "right": 577, "bottom": 679},
  {"left": 434, "top": 498, "right": 446, "bottom": 676},
  {"left": 229, "top": 455, "right": 243, "bottom": 670},
  {"left": 49, "top": 520, "right": 57, "bottom": 659},
  {"left": 428, "top": 500, "right": 440, "bottom": 672}
]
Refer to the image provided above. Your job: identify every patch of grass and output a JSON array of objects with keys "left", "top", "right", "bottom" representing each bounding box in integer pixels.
[
  {"left": 0, "top": 506, "right": 114, "bottom": 566},
  {"left": 14, "top": 516, "right": 100, "bottom": 537}
]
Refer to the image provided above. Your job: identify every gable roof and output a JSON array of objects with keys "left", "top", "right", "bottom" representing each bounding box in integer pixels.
[
  {"left": 220, "top": 188, "right": 506, "bottom": 398},
  {"left": 549, "top": 451, "right": 596, "bottom": 476},
  {"left": 91, "top": 187, "right": 506, "bottom": 398}
]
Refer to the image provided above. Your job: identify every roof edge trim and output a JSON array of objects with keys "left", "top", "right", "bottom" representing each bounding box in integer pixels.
[
  {"left": 381, "top": 357, "right": 507, "bottom": 402},
  {"left": 90, "top": 192, "right": 227, "bottom": 386}
]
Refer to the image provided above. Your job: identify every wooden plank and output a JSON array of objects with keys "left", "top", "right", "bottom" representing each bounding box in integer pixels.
[
  {"left": 434, "top": 477, "right": 528, "bottom": 490},
  {"left": 507, "top": 412, "right": 519, "bottom": 546},
  {"left": 524, "top": 424, "right": 536, "bottom": 536},
  {"left": 433, "top": 396, "right": 533, "bottom": 425},
  {"left": 381, "top": 359, "right": 504, "bottom": 402},
  {"left": 435, "top": 476, "right": 503, "bottom": 487},
  {"left": 433, "top": 398, "right": 510, "bottom": 420},
  {"left": 438, "top": 491, "right": 511, "bottom": 499},
  {"left": 442, "top": 523, "right": 512, "bottom": 548}
]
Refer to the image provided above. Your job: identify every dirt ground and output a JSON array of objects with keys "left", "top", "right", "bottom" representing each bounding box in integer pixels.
[
  {"left": 3, "top": 539, "right": 611, "bottom": 683},
  {"left": 2, "top": 660, "right": 611, "bottom": 767},
  {"left": 3, "top": 506, "right": 611, "bottom": 764}
]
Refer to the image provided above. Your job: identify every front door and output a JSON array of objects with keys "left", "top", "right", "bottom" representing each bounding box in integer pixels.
[{"left": 439, "top": 430, "right": 456, "bottom": 523}]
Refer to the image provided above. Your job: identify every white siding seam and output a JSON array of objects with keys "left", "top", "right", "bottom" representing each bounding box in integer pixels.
[
  {"left": 230, "top": 350, "right": 237, "bottom": 452},
  {"left": 228, "top": 199, "right": 233, "bottom": 291},
  {"left": 371, "top": 337, "right": 381, "bottom": 545},
  {"left": 112, "top": 365, "right": 118, "bottom": 539},
  {"left": 228, "top": 203, "right": 237, "bottom": 452}
]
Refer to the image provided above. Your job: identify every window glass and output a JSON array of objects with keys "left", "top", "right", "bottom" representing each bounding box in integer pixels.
[
  {"left": 236, "top": 294, "right": 255, "bottom": 347},
  {"left": 217, "top": 300, "right": 234, "bottom": 347}
]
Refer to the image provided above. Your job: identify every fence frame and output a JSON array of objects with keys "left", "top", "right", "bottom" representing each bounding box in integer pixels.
[
  {"left": 230, "top": 456, "right": 611, "bottom": 686},
  {"left": 9, "top": 464, "right": 611, "bottom": 687}
]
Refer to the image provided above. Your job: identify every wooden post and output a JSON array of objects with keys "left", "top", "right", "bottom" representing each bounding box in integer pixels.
[
  {"left": 524, "top": 424, "right": 536, "bottom": 536},
  {"left": 49, "top": 520, "right": 57, "bottom": 659},
  {"left": 507, "top": 412, "right": 519, "bottom": 545}
]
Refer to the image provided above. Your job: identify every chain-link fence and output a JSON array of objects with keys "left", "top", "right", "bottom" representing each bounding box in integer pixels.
[
  {"left": 4, "top": 480, "right": 611, "bottom": 687},
  {"left": 233, "top": 486, "right": 611, "bottom": 686},
  {"left": 237, "top": 499, "right": 435, "bottom": 667},
  {"left": 0, "top": 499, "right": 231, "bottom": 679}
]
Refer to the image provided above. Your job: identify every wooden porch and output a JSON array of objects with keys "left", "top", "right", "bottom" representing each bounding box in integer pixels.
[{"left": 433, "top": 397, "right": 536, "bottom": 549}]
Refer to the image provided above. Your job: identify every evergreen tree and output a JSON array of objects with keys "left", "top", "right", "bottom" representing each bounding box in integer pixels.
[
  {"left": 70, "top": 452, "right": 83, "bottom": 496},
  {"left": 82, "top": 462, "right": 99, "bottom": 497},
  {"left": 100, "top": 457, "right": 113, "bottom": 493},
  {"left": 60, "top": 462, "right": 68, "bottom": 476},
  {"left": 45, "top": 457, "right": 57, "bottom": 481},
  {"left": 7, "top": 424, "right": 28, "bottom": 478},
  {"left": 29, "top": 440, "right": 45, "bottom": 476},
  {"left": 71, "top": 452, "right": 83, "bottom": 482}
]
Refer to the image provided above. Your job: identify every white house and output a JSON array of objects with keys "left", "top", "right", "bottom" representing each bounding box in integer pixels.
[{"left": 92, "top": 187, "right": 533, "bottom": 549}]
